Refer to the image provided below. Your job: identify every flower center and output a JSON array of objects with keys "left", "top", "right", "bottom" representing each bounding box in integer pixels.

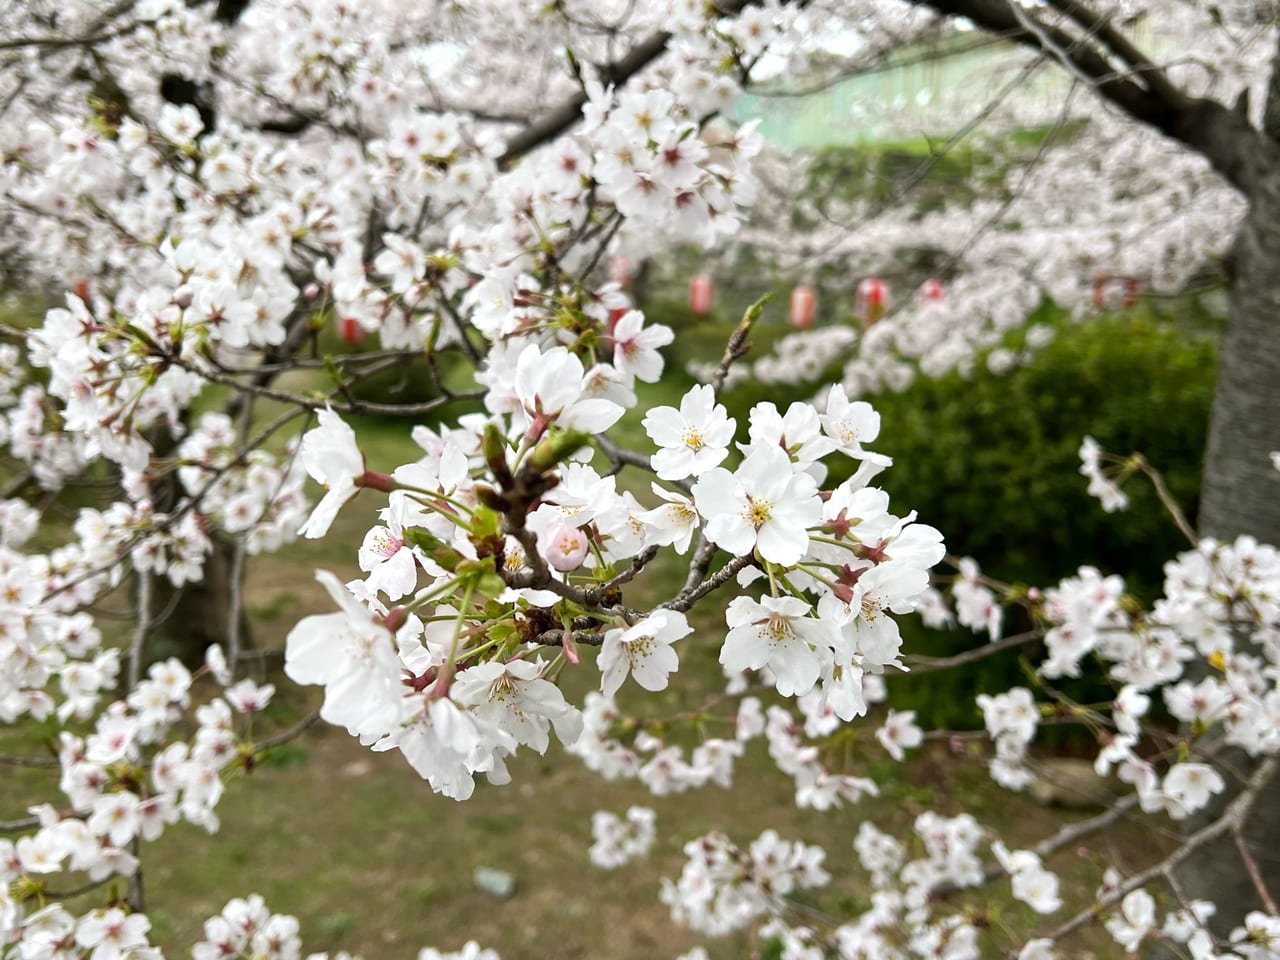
[
  {"left": 682, "top": 427, "right": 705, "bottom": 452},
  {"left": 626, "top": 635, "right": 655, "bottom": 661},
  {"left": 743, "top": 495, "right": 772, "bottom": 529},
  {"left": 372, "top": 529, "right": 402, "bottom": 558},
  {"left": 757, "top": 614, "right": 793, "bottom": 646}
]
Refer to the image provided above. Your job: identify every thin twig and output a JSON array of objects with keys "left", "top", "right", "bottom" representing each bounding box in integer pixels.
[
  {"left": 665, "top": 555, "right": 754, "bottom": 613},
  {"left": 1039, "top": 757, "right": 1280, "bottom": 949},
  {"left": 901, "top": 629, "right": 1043, "bottom": 672},
  {"left": 226, "top": 539, "right": 247, "bottom": 682},
  {"left": 126, "top": 570, "right": 152, "bottom": 691},
  {"left": 1133, "top": 454, "right": 1198, "bottom": 545},
  {"left": 1234, "top": 827, "right": 1280, "bottom": 915},
  {"left": 584, "top": 546, "right": 660, "bottom": 606},
  {"left": 252, "top": 710, "right": 322, "bottom": 755},
  {"left": 0, "top": 754, "right": 58, "bottom": 768}
]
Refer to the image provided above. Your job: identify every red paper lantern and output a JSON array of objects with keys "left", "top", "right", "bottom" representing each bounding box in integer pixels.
[
  {"left": 689, "top": 273, "right": 714, "bottom": 316},
  {"left": 856, "top": 277, "right": 889, "bottom": 326},
  {"left": 918, "top": 277, "right": 944, "bottom": 303},
  {"left": 1122, "top": 277, "right": 1143, "bottom": 308},
  {"left": 1092, "top": 273, "right": 1144, "bottom": 310},
  {"left": 339, "top": 316, "right": 364, "bottom": 345},
  {"left": 1092, "top": 272, "right": 1108, "bottom": 309},
  {"left": 789, "top": 285, "right": 817, "bottom": 329}
]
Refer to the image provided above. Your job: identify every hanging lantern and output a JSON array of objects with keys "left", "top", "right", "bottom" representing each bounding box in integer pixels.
[
  {"left": 1122, "top": 277, "right": 1143, "bottom": 309},
  {"left": 918, "top": 277, "right": 944, "bottom": 303},
  {"left": 789, "top": 285, "right": 817, "bottom": 329},
  {"left": 856, "top": 277, "right": 889, "bottom": 326},
  {"left": 339, "top": 316, "right": 364, "bottom": 345},
  {"left": 606, "top": 295, "right": 632, "bottom": 343},
  {"left": 608, "top": 255, "right": 633, "bottom": 290},
  {"left": 1091, "top": 272, "right": 1108, "bottom": 309},
  {"left": 689, "top": 273, "right": 714, "bottom": 316},
  {"left": 1092, "top": 273, "right": 1144, "bottom": 310}
]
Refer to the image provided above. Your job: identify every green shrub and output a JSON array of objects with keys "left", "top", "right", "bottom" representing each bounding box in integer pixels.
[
  {"left": 870, "top": 310, "right": 1216, "bottom": 730},
  {"left": 872, "top": 310, "right": 1215, "bottom": 598}
]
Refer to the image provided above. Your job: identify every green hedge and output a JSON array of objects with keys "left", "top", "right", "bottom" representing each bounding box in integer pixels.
[
  {"left": 870, "top": 311, "right": 1215, "bottom": 598},
  {"left": 868, "top": 312, "right": 1216, "bottom": 729}
]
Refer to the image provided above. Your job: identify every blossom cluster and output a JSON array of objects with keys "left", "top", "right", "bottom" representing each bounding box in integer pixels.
[
  {"left": 279, "top": 370, "right": 941, "bottom": 801},
  {"left": 0, "top": 0, "right": 1278, "bottom": 958}
]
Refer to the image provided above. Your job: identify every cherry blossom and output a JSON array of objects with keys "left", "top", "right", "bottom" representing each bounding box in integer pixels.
[
  {"left": 642, "top": 384, "right": 737, "bottom": 481},
  {"left": 598, "top": 609, "right": 693, "bottom": 697}
]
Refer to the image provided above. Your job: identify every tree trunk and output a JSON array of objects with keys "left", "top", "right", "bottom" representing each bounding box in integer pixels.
[
  {"left": 1176, "top": 47, "right": 1280, "bottom": 940},
  {"left": 1198, "top": 177, "right": 1280, "bottom": 547},
  {"left": 139, "top": 424, "right": 252, "bottom": 671},
  {"left": 147, "top": 534, "right": 250, "bottom": 669}
]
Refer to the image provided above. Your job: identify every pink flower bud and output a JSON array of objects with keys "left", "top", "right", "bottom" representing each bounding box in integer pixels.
[{"left": 545, "top": 523, "right": 589, "bottom": 572}]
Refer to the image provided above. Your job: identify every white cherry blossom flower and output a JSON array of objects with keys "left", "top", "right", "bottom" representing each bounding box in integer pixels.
[
  {"left": 451, "top": 659, "right": 582, "bottom": 754},
  {"left": 509, "top": 344, "right": 624, "bottom": 440},
  {"left": 598, "top": 609, "right": 692, "bottom": 697},
  {"left": 876, "top": 709, "right": 923, "bottom": 762},
  {"left": 643, "top": 384, "right": 736, "bottom": 481},
  {"left": 298, "top": 409, "right": 366, "bottom": 540},
  {"left": 639, "top": 483, "right": 700, "bottom": 554},
  {"left": 1105, "top": 889, "right": 1156, "bottom": 953},
  {"left": 1162, "top": 762, "right": 1226, "bottom": 820},
  {"left": 284, "top": 571, "right": 403, "bottom": 739},
  {"left": 611, "top": 310, "right": 673, "bottom": 383},
  {"left": 722, "top": 595, "right": 837, "bottom": 697},
  {"left": 692, "top": 443, "right": 821, "bottom": 567}
]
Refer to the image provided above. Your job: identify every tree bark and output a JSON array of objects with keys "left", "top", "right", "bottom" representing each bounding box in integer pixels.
[
  {"left": 1173, "top": 34, "right": 1280, "bottom": 946},
  {"left": 147, "top": 533, "right": 249, "bottom": 669},
  {"left": 1198, "top": 165, "right": 1280, "bottom": 548}
]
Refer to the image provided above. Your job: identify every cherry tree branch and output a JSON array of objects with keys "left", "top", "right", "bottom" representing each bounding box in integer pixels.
[
  {"left": 901, "top": 629, "right": 1043, "bottom": 673},
  {"left": 497, "top": 0, "right": 760, "bottom": 166},
  {"left": 665, "top": 555, "right": 755, "bottom": 613},
  {"left": 1132, "top": 454, "right": 1198, "bottom": 545},
  {"left": 1039, "top": 757, "right": 1280, "bottom": 949},
  {"left": 1234, "top": 827, "right": 1280, "bottom": 916},
  {"left": 913, "top": 0, "right": 1265, "bottom": 194},
  {"left": 251, "top": 709, "right": 321, "bottom": 756}
]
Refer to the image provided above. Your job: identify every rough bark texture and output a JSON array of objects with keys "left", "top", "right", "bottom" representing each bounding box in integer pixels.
[
  {"left": 1198, "top": 169, "right": 1280, "bottom": 548},
  {"left": 1173, "top": 34, "right": 1280, "bottom": 945}
]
